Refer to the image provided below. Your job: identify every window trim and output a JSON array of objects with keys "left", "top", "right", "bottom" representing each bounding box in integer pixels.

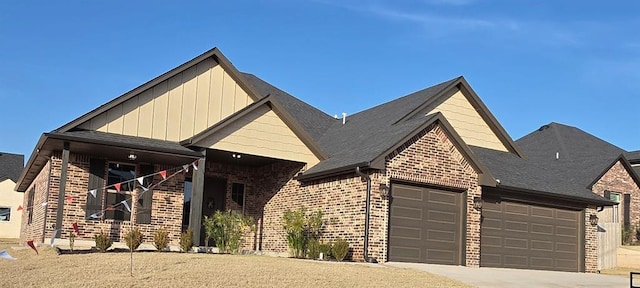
[
  {"left": 231, "top": 182, "right": 246, "bottom": 214},
  {"left": 0, "top": 206, "right": 11, "bottom": 222}
]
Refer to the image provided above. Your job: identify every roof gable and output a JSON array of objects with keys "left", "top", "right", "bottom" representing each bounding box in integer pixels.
[
  {"left": 0, "top": 153, "right": 24, "bottom": 183},
  {"left": 58, "top": 48, "right": 263, "bottom": 140}
]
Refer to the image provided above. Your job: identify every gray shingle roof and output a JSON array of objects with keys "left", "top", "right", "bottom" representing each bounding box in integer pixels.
[
  {"left": 626, "top": 150, "right": 640, "bottom": 163},
  {"left": 48, "top": 130, "right": 202, "bottom": 157},
  {"left": 0, "top": 152, "right": 24, "bottom": 183},
  {"left": 472, "top": 122, "right": 632, "bottom": 205},
  {"left": 303, "top": 78, "right": 459, "bottom": 176}
]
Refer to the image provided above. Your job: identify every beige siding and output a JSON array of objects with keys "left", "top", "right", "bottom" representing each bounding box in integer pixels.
[
  {"left": 197, "top": 105, "right": 319, "bottom": 166},
  {"left": 77, "top": 57, "right": 254, "bottom": 141},
  {"left": 430, "top": 90, "right": 508, "bottom": 151}
]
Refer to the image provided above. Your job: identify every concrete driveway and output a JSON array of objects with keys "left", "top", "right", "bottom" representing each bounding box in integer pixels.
[{"left": 385, "top": 262, "right": 628, "bottom": 288}]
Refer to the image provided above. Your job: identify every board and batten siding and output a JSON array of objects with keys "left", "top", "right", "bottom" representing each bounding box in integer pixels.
[
  {"left": 78, "top": 57, "right": 253, "bottom": 142},
  {"left": 430, "top": 90, "right": 508, "bottom": 152},
  {"left": 195, "top": 104, "right": 319, "bottom": 167}
]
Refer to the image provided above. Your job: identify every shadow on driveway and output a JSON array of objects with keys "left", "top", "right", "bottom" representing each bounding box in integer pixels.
[{"left": 385, "top": 262, "right": 628, "bottom": 288}]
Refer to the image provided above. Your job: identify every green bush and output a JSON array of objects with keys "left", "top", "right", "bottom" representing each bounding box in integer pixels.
[
  {"left": 153, "top": 227, "right": 170, "bottom": 251},
  {"left": 307, "top": 238, "right": 320, "bottom": 259},
  {"left": 332, "top": 238, "right": 349, "bottom": 262},
  {"left": 180, "top": 228, "right": 193, "bottom": 252},
  {"left": 318, "top": 242, "right": 332, "bottom": 260},
  {"left": 68, "top": 231, "right": 76, "bottom": 252},
  {"left": 124, "top": 227, "right": 144, "bottom": 251},
  {"left": 282, "top": 208, "right": 324, "bottom": 258},
  {"left": 203, "top": 210, "right": 255, "bottom": 254},
  {"left": 94, "top": 230, "right": 113, "bottom": 252}
]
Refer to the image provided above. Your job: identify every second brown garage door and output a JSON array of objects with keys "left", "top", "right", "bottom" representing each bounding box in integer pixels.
[
  {"left": 481, "top": 200, "right": 582, "bottom": 272},
  {"left": 388, "top": 184, "right": 464, "bottom": 265}
]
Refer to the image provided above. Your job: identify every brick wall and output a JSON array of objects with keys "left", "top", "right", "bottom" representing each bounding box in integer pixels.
[
  {"left": 20, "top": 160, "right": 51, "bottom": 244},
  {"left": 584, "top": 206, "right": 598, "bottom": 273}
]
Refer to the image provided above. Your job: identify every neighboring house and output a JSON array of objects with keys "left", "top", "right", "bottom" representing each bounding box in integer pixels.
[
  {"left": 626, "top": 150, "right": 640, "bottom": 176},
  {"left": 16, "top": 47, "right": 625, "bottom": 273},
  {"left": 0, "top": 152, "right": 25, "bottom": 238}
]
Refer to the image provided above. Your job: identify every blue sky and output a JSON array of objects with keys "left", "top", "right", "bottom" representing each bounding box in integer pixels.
[{"left": 1, "top": 0, "right": 639, "bottom": 160}]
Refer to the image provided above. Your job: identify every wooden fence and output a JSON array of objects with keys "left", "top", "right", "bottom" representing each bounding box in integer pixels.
[{"left": 598, "top": 222, "right": 620, "bottom": 270}]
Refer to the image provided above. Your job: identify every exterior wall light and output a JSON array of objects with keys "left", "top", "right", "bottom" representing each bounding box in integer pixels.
[
  {"left": 379, "top": 183, "right": 389, "bottom": 198},
  {"left": 473, "top": 196, "right": 483, "bottom": 211},
  {"left": 589, "top": 214, "right": 599, "bottom": 226},
  {"left": 128, "top": 152, "right": 137, "bottom": 161}
]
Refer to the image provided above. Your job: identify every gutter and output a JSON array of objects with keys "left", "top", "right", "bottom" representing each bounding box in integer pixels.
[{"left": 355, "top": 166, "right": 377, "bottom": 263}]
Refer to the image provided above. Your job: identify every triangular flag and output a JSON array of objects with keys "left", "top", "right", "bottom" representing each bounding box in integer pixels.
[
  {"left": 89, "top": 189, "right": 97, "bottom": 198},
  {"left": 137, "top": 177, "right": 144, "bottom": 185},
  {"left": 160, "top": 170, "right": 167, "bottom": 179},
  {"left": 182, "top": 164, "right": 189, "bottom": 173},
  {"left": 192, "top": 160, "right": 199, "bottom": 170},
  {"left": 41, "top": 202, "right": 48, "bottom": 207},
  {"left": 17, "top": 205, "right": 23, "bottom": 211},
  {"left": 106, "top": 206, "right": 115, "bottom": 211},
  {"left": 72, "top": 222, "right": 80, "bottom": 235},
  {"left": 89, "top": 212, "right": 104, "bottom": 219},
  {"left": 114, "top": 183, "right": 121, "bottom": 192},
  {"left": 65, "top": 195, "right": 73, "bottom": 203},
  {"left": 0, "top": 250, "right": 16, "bottom": 260},
  {"left": 26, "top": 240, "right": 38, "bottom": 255},
  {"left": 121, "top": 200, "right": 131, "bottom": 212},
  {"left": 50, "top": 229, "right": 59, "bottom": 247},
  {"left": 141, "top": 185, "right": 149, "bottom": 192}
]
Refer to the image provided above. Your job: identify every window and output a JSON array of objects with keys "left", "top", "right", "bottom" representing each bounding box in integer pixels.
[
  {"left": 0, "top": 207, "right": 10, "bottom": 221},
  {"left": 27, "top": 186, "right": 35, "bottom": 224},
  {"left": 231, "top": 183, "right": 245, "bottom": 207},
  {"left": 609, "top": 192, "right": 621, "bottom": 223},
  {"left": 105, "top": 163, "right": 135, "bottom": 221}
]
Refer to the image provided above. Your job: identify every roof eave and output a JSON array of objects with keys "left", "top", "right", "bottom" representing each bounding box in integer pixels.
[
  {"left": 296, "top": 162, "right": 371, "bottom": 182},
  {"left": 494, "top": 184, "right": 616, "bottom": 207},
  {"left": 15, "top": 134, "right": 49, "bottom": 192}
]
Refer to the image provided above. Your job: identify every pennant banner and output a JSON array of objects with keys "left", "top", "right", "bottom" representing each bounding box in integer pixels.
[
  {"left": 106, "top": 206, "right": 115, "bottom": 211},
  {"left": 0, "top": 250, "right": 16, "bottom": 261},
  {"left": 137, "top": 177, "right": 144, "bottom": 185},
  {"left": 50, "top": 229, "right": 59, "bottom": 247},
  {"left": 114, "top": 183, "right": 121, "bottom": 192},
  {"left": 160, "top": 170, "right": 167, "bottom": 179},
  {"left": 192, "top": 160, "right": 198, "bottom": 170},
  {"left": 121, "top": 200, "right": 131, "bottom": 212},
  {"left": 26, "top": 240, "right": 38, "bottom": 255},
  {"left": 89, "top": 189, "right": 97, "bottom": 198},
  {"left": 89, "top": 212, "right": 104, "bottom": 219},
  {"left": 17, "top": 205, "right": 23, "bottom": 211},
  {"left": 41, "top": 202, "right": 48, "bottom": 207},
  {"left": 65, "top": 195, "right": 73, "bottom": 203}
]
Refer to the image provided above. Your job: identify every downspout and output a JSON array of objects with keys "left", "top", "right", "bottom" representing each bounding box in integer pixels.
[{"left": 355, "top": 166, "right": 377, "bottom": 263}]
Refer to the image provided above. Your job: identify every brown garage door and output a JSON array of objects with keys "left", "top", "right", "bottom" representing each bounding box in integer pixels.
[
  {"left": 388, "top": 184, "right": 464, "bottom": 265},
  {"left": 481, "top": 200, "right": 582, "bottom": 272}
]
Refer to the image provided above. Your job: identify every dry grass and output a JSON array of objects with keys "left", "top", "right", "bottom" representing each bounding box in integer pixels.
[
  {"left": 600, "top": 266, "right": 637, "bottom": 277},
  {"left": 0, "top": 239, "right": 470, "bottom": 288}
]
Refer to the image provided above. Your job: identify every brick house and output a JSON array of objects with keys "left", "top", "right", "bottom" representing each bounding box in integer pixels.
[{"left": 16, "top": 47, "right": 637, "bottom": 273}]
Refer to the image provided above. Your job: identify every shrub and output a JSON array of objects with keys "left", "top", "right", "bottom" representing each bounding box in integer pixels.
[
  {"left": 153, "top": 227, "right": 170, "bottom": 251},
  {"left": 94, "top": 230, "right": 113, "bottom": 253},
  {"left": 282, "top": 208, "right": 324, "bottom": 258},
  {"left": 124, "top": 227, "right": 144, "bottom": 251},
  {"left": 203, "top": 215, "right": 215, "bottom": 251},
  {"left": 180, "top": 228, "right": 193, "bottom": 252},
  {"left": 307, "top": 238, "right": 320, "bottom": 259},
  {"left": 68, "top": 231, "right": 75, "bottom": 252},
  {"left": 332, "top": 238, "right": 349, "bottom": 262},
  {"left": 318, "top": 242, "right": 332, "bottom": 260},
  {"left": 204, "top": 210, "right": 255, "bottom": 254}
]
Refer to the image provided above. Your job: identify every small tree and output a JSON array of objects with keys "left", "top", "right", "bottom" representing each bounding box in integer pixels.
[
  {"left": 205, "top": 210, "right": 254, "bottom": 254},
  {"left": 203, "top": 215, "right": 215, "bottom": 252},
  {"left": 68, "top": 231, "right": 76, "bottom": 252},
  {"left": 282, "top": 208, "right": 324, "bottom": 258},
  {"left": 332, "top": 238, "right": 349, "bottom": 262}
]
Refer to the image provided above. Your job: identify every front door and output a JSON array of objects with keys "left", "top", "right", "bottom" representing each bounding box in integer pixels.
[{"left": 201, "top": 177, "right": 227, "bottom": 245}]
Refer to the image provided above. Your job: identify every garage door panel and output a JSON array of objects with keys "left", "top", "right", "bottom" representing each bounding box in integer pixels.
[
  {"left": 391, "top": 206, "right": 423, "bottom": 220},
  {"left": 481, "top": 200, "right": 581, "bottom": 272},
  {"left": 389, "top": 184, "right": 463, "bottom": 265}
]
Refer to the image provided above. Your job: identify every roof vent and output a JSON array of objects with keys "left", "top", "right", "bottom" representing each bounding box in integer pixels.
[
  {"left": 555, "top": 152, "right": 559, "bottom": 160},
  {"left": 342, "top": 112, "right": 347, "bottom": 125},
  {"left": 538, "top": 124, "right": 550, "bottom": 131}
]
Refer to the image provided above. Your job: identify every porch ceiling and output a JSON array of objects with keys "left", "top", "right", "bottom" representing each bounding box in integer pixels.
[{"left": 206, "top": 149, "right": 290, "bottom": 167}]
